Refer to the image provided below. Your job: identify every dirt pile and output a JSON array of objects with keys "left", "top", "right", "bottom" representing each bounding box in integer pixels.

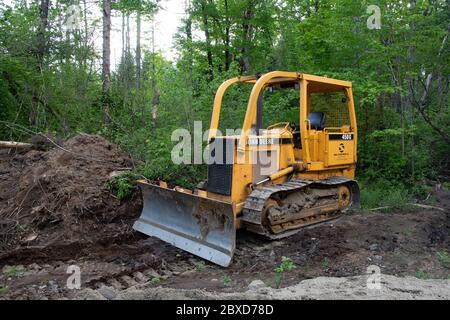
[{"left": 0, "top": 134, "right": 142, "bottom": 260}]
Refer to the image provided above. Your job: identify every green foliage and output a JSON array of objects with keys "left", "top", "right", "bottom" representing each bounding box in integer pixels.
[
  {"left": 3, "top": 266, "right": 17, "bottom": 277},
  {"left": 443, "top": 183, "right": 450, "bottom": 192},
  {"left": 149, "top": 276, "right": 161, "bottom": 285},
  {"left": 274, "top": 256, "right": 296, "bottom": 289},
  {"left": 106, "top": 173, "right": 138, "bottom": 201},
  {"left": 274, "top": 256, "right": 296, "bottom": 273},
  {"left": 0, "top": 1, "right": 103, "bottom": 138},
  {"left": 194, "top": 261, "right": 206, "bottom": 272},
  {"left": 222, "top": 275, "right": 232, "bottom": 286},
  {"left": 359, "top": 180, "right": 412, "bottom": 210},
  {"left": 321, "top": 257, "right": 330, "bottom": 271},
  {"left": 360, "top": 125, "right": 432, "bottom": 183},
  {"left": 437, "top": 251, "right": 450, "bottom": 269},
  {"left": 113, "top": 0, "right": 158, "bottom": 15},
  {"left": 415, "top": 270, "right": 430, "bottom": 280},
  {"left": 0, "top": 285, "right": 8, "bottom": 295}
]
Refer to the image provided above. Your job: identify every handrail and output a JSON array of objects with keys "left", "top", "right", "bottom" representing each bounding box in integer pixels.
[
  {"left": 207, "top": 75, "right": 257, "bottom": 143},
  {"left": 266, "top": 122, "right": 290, "bottom": 131}
]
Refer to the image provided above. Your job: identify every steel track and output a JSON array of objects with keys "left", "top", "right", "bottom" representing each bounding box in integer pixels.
[{"left": 241, "top": 176, "right": 360, "bottom": 239}]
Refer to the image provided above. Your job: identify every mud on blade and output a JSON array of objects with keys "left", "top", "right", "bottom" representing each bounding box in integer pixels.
[{"left": 133, "top": 181, "right": 236, "bottom": 267}]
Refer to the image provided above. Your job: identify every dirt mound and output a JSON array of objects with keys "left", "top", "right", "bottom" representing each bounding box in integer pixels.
[{"left": 0, "top": 134, "right": 142, "bottom": 259}]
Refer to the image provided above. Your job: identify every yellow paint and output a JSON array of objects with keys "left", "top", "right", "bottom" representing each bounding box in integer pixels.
[{"left": 203, "top": 71, "right": 357, "bottom": 218}]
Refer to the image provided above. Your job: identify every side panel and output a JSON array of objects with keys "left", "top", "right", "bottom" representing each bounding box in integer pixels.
[
  {"left": 231, "top": 132, "right": 295, "bottom": 211},
  {"left": 326, "top": 133, "right": 355, "bottom": 166}
]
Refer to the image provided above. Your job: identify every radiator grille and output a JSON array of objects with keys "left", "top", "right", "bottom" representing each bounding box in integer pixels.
[{"left": 207, "top": 138, "right": 234, "bottom": 196}]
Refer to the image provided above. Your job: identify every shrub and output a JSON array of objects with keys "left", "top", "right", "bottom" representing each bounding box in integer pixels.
[
  {"left": 274, "top": 256, "right": 296, "bottom": 289},
  {"left": 359, "top": 180, "right": 412, "bottom": 210},
  {"left": 106, "top": 172, "right": 138, "bottom": 201}
]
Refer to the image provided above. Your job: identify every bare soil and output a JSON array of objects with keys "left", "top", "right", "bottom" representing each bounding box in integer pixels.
[
  {"left": 79, "top": 275, "right": 450, "bottom": 300},
  {"left": 0, "top": 134, "right": 448, "bottom": 300},
  {"left": 0, "top": 134, "right": 142, "bottom": 261}
]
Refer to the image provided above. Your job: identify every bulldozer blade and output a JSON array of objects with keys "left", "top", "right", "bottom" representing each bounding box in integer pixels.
[{"left": 133, "top": 181, "right": 236, "bottom": 267}]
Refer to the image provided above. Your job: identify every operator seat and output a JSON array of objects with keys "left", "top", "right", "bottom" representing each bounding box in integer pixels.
[
  {"left": 308, "top": 112, "right": 326, "bottom": 130},
  {"left": 291, "top": 112, "right": 326, "bottom": 149}
]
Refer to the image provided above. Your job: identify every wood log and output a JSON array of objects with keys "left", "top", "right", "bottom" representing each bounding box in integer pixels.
[{"left": 0, "top": 141, "right": 33, "bottom": 149}]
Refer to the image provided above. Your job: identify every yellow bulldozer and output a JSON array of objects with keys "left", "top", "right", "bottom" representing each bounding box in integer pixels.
[{"left": 133, "top": 71, "right": 360, "bottom": 266}]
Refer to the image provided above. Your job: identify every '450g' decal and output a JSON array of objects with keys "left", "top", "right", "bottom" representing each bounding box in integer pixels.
[
  {"left": 342, "top": 134, "right": 353, "bottom": 140},
  {"left": 329, "top": 133, "right": 354, "bottom": 141}
]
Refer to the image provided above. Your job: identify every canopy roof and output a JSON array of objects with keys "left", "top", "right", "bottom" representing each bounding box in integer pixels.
[{"left": 237, "top": 72, "right": 351, "bottom": 93}]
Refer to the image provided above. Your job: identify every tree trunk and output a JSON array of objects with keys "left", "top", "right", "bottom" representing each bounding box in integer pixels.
[
  {"left": 375, "top": 95, "right": 384, "bottom": 129},
  {"left": 31, "top": 0, "right": 50, "bottom": 126},
  {"left": 200, "top": 1, "right": 214, "bottom": 80},
  {"left": 126, "top": 12, "right": 130, "bottom": 54},
  {"left": 224, "top": 0, "right": 231, "bottom": 71},
  {"left": 151, "top": 90, "right": 160, "bottom": 127},
  {"left": 150, "top": 19, "right": 159, "bottom": 126},
  {"left": 82, "top": 0, "right": 89, "bottom": 67},
  {"left": 102, "top": 0, "right": 111, "bottom": 125},
  {"left": 185, "top": 0, "right": 193, "bottom": 81},
  {"left": 240, "top": 1, "right": 254, "bottom": 74},
  {"left": 408, "top": 22, "right": 450, "bottom": 144},
  {"left": 400, "top": 93, "right": 405, "bottom": 157},
  {"left": 121, "top": 12, "right": 125, "bottom": 59},
  {"left": 36, "top": 0, "right": 49, "bottom": 70},
  {"left": 314, "top": 0, "right": 320, "bottom": 13},
  {"left": 136, "top": 11, "right": 141, "bottom": 91}
]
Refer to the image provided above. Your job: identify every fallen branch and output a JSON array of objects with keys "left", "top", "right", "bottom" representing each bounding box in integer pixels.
[
  {"left": 411, "top": 203, "right": 446, "bottom": 212},
  {"left": 0, "top": 141, "right": 33, "bottom": 149},
  {"left": 369, "top": 203, "right": 446, "bottom": 212},
  {"left": 368, "top": 206, "right": 391, "bottom": 211}
]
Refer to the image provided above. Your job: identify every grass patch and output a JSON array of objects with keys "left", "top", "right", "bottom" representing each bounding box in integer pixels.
[
  {"left": 149, "top": 276, "right": 161, "bottom": 285},
  {"left": 415, "top": 270, "right": 430, "bottom": 280},
  {"left": 0, "top": 285, "right": 8, "bottom": 294},
  {"left": 3, "top": 266, "right": 17, "bottom": 277},
  {"left": 194, "top": 261, "right": 206, "bottom": 272},
  {"left": 358, "top": 178, "right": 433, "bottom": 213},
  {"left": 222, "top": 275, "right": 232, "bottom": 286},
  {"left": 359, "top": 180, "right": 412, "bottom": 211},
  {"left": 321, "top": 257, "right": 329, "bottom": 271},
  {"left": 437, "top": 251, "right": 450, "bottom": 269},
  {"left": 358, "top": 179, "right": 440, "bottom": 212},
  {"left": 442, "top": 182, "right": 450, "bottom": 191}
]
